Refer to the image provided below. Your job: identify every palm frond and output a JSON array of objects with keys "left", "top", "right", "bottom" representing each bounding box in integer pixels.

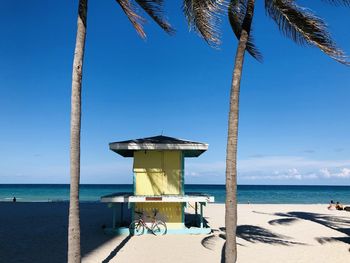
[
  {"left": 135, "top": 0, "right": 175, "bottom": 34},
  {"left": 265, "top": 0, "right": 348, "bottom": 64},
  {"left": 201, "top": 234, "right": 219, "bottom": 250},
  {"left": 228, "top": 0, "right": 263, "bottom": 61},
  {"left": 182, "top": 0, "right": 224, "bottom": 47},
  {"left": 321, "top": 0, "right": 350, "bottom": 6},
  {"left": 116, "top": 0, "right": 146, "bottom": 38}
]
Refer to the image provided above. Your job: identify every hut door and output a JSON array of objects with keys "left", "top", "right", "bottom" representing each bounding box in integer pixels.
[{"left": 134, "top": 151, "right": 164, "bottom": 196}]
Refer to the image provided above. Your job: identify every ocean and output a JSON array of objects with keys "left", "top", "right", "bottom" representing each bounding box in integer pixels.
[{"left": 1, "top": 184, "right": 349, "bottom": 204}]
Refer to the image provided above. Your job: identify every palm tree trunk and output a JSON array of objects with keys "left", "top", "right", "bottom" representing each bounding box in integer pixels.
[
  {"left": 225, "top": 0, "right": 255, "bottom": 262},
  {"left": 68, "top": 1, "right": 87, "bottom": 262}
]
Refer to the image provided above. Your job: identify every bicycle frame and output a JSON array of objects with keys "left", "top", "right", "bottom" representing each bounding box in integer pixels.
[
  {"left": 135, "top": 211, "right": 157, "bottom": 230},
  {"left": 131, "top": 209, "right": 167, "bottom": 235}
]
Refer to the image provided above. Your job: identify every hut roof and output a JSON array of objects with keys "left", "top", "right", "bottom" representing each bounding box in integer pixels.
[{"left": 109, "top": 135, "right": 208, "bottom": 157}]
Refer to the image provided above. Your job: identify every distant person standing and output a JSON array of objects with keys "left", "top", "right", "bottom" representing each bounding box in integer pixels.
[{"left": 13, "top": 196, "right": 16, "bottom": 202}]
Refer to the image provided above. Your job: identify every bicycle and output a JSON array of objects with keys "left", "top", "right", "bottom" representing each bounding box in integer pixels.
[{"left": 129, "top": 209, "right": 167, "bottom": 236}]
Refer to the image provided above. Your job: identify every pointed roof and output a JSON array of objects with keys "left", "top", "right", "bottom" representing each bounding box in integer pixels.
[{"left": 109, "top": 135, "right": 208, "bottom": 157}]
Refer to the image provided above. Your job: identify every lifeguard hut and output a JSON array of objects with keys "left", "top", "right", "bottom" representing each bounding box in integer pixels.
[{"left": 101, "top": 135, "right": 214, "bottom": 234}]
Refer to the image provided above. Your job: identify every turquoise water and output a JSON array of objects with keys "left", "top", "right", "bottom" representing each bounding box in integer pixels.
[{"left": 1, "top": 184, "right": 350, "bottom": 204}]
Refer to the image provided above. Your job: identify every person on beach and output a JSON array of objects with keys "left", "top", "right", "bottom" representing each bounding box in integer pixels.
[
  {"left": 328, "top": 200, "right": 335, "bottom": 210},
  {"left": 12, "top": 197, "right": 16, "bottom": 202},
  {"left": 336, "top": 202, "right": 344, "bottom": 210}
]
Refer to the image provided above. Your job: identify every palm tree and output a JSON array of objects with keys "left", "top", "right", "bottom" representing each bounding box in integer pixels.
[
  {"left": 68, "top": 1, "right": 228, "bottom": 262},
  {"left": 224, "top": 0, "right": 349, "bottom": 262},
  {"left": 68, "top": 1, "right": 174, "bottom": 262}
]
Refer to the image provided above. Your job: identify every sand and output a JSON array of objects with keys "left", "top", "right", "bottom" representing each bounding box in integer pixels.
[{"left": 0, "top": 202, "right": 349, "bottom": 263}]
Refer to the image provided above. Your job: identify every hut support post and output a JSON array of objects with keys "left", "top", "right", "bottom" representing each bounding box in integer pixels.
[
  {"left": 195, "top": 202, "right": 198, "bottom": 215},
  {"left": 200, "top": 202, "right": 203, "bottom": 228},
  {"left": 112, "top": 205, "right": 117, "bottom": 228},
  {"left": 120, "top": 203, "right": 124, "bottom": 225}
]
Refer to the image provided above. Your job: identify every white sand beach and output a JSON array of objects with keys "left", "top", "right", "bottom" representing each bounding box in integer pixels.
[{"left": 0, "top": 203, "right": 349, "bottom": 263}]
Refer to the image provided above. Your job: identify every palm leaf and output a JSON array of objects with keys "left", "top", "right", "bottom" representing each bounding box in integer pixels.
[
  {"left": 116, "top": 0, "right": 174, "bottom": 38},
  {"left": 116, "top": 0, "right": 146, "bottom": 38},
  {"left": 183, "top": 0, "right": 224, "bottom": 47},
  {"left": 265, "top": 0, "right": 348, "bottom": 64},
  {"left": 135, "top": 0, "right": 175, "bottom": 34},
  {"left": 228, "top": 0, "right": 263, "bottom": 61}
]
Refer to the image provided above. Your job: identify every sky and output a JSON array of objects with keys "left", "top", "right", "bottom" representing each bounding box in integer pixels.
[{"left": 0, "top": 0, "right": 349, "bottom": 185}]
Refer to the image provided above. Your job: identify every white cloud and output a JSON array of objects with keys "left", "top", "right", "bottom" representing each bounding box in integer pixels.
[
  {"left": 319, "top": 167, "right": 350, "bottom": 179},
  {"left": 186, "top": 171, "right": 201, "bottom": 177},
  {"left": 238, "top": 156, "right": 350, "bottom": 172},
  {"left": 236, "top": 155, "right": 350, "bottom": 181},
  {"left": 339, "top": 168, "right": 350, "bottom": 178},
  {"left": 320, "top": 168, "right": 331, "bottom": 178},
  {"left": 184, "top": 156, "right": 350, "bottom": 183},
  {"left": 242, "top": 168, "right": 303, "bottom": 181},
  {"left": 240, "top": 168, "right": 350, "bottom": 182}
]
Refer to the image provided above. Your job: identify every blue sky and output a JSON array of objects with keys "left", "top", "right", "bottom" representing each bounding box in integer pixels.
[{"left": 0, "top": 0, "right": 349, "bottom": 185}]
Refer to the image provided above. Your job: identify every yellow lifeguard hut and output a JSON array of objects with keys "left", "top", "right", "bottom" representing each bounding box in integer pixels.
[{"left": 101, "top": 135, "right": 214, "bottom": 234}]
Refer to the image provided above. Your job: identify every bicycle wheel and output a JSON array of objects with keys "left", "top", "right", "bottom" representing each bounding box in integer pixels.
[
  {"left": 152, "top": 221, "right": 167, "bottom": 236},
  {"left": 129, "top": 220, "right": 144, "bottom": 236}
]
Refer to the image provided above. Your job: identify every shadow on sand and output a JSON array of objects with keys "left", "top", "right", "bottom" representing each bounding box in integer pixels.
[
  {"left": 101, "top": 235, "right": 132, "bottom": 263},
  {"left": 202, "top": 224, "right": 306, "bottom": 263},
  {"left": 0, "top": 202, "right": 130, "bottom": 263},
  {"left": 202, "top": 225, "right": 304, "bottom": 249},
  {"left": 255, "top": 210, "right": 350, "bottom": 247}
]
